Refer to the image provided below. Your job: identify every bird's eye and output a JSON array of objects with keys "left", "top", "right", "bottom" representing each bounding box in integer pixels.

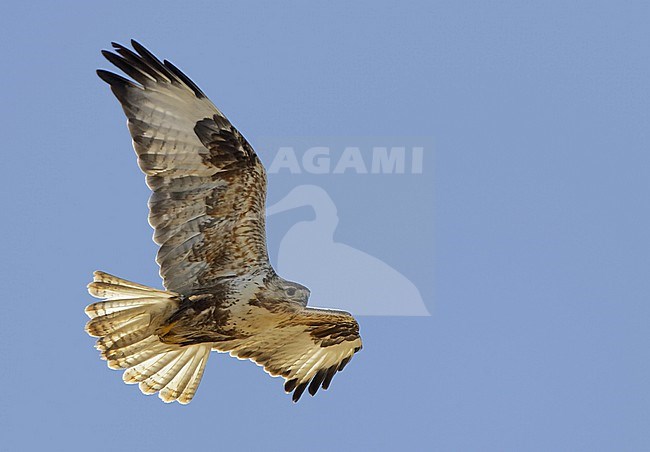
[{"left": 286, "top": 288, "right": 296, "bottom": 296}]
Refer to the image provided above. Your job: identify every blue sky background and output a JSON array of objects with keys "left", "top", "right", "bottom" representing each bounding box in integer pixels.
[{"left": 1, "top": 1, "right": 649, "bottom": 450}]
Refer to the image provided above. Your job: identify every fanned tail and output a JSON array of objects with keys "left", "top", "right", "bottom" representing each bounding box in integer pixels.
[{"left": 85, "top": 271, "right": 211, "bottom": 404}]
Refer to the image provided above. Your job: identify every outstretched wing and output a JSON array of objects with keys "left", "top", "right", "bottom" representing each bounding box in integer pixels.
[
  {"left": 227, "top": 308, "right": 362, "bottom": 402},
  {"left": 97, "top": 41, "right": 269, "bottom": 294}
]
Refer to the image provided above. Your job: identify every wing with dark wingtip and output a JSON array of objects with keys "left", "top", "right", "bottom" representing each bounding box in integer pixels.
[
  {"left": 226, "top": 307, "right": 362, "bottom": 402},
  {"left": 97, "top": 41, "right": 270, "bottom": 294}
]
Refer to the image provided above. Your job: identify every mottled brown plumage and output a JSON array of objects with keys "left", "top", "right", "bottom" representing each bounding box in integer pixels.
[{"left": 86, "top": 41, "right": 362, "bottom": 404}]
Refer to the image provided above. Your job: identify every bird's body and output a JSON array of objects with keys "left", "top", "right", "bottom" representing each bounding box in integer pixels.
[
  {"left": 85, "top": 41, "right": 361, "bottom": 404},
  {"left": 157, "top": 273, "right": 304, "bottom": 347}
]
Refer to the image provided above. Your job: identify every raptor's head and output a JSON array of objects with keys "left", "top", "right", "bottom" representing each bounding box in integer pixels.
[{"left": 266, "top": 275, "right": 311, "bottom": 306}]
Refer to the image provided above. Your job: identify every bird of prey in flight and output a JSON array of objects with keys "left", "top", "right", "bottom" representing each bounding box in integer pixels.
[{"left": 85, "top": 40, "right": 362, "bottom": 404}]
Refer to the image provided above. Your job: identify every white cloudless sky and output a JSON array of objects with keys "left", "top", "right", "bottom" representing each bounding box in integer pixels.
[{"left": 1, "top": 1, "right": 649, "bottom": 450}]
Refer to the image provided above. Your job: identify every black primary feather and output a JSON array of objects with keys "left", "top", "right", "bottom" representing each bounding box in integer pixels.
[
  {"left": 321, "top": 365, "right": 338, "bottom": 390},
  {"left": 164, "top": 59, "right": 206, "bottom": 98},
  {"left": 308, "top": 369, "right": 328, "bottom": 396},
  {"left": 129, "top": 40, "right": 177, "bottom": 83},
  {"left": 110, "top": 44, "right": 162, "bottom": 83},
  {"left": 101, "top": 50, "right": 152, "bottom": 86},
  {"left": 292, "top": 382, "right": 308, "bottom": 403}
]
